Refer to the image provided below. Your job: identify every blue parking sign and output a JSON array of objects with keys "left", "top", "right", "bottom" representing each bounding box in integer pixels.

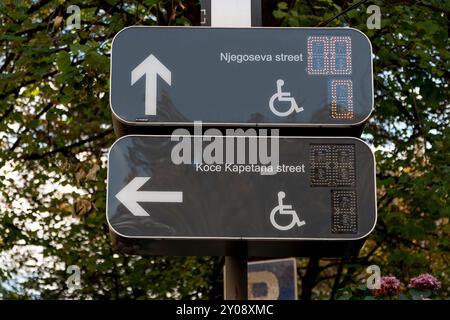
[{"left": 248, "top": 258, "right": 297, "bottom": 300}]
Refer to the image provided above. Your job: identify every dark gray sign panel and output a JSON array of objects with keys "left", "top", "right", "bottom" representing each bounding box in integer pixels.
[
  {"left": 110, "top": 27, "right": 373, "bottom": 135},
  {"left": 107, "top": 135, "right": 376, "bottom": 256}
]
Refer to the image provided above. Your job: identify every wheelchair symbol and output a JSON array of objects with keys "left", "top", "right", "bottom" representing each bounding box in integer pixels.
[
  {"left": 269, "top": 79, "right": 304, "bottom": 117},
  {"left": 270, "top": 191, "right": 306, "bottom": 231}
]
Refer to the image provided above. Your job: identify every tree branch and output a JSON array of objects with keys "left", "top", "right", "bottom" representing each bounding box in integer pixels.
[
  {"left": 26, "top": 0, "right": 52, "bottom": 15},
  {"left": 23, "top": 129, "right": 113, "bottom": 160},
  {"left": 329, "top": 259, "right": 345, "bottom": 299},
  {"left": 9, "top": 102, "right": 54, "bottom": 152},
  {"left": 301, "top": 257, "right": 321, "bottom": 300},
  {"left": 0, "top": 70, "right": 58, "bottom": 102},
  {"left": 316, "top": 0, "right": 369, "bottom": 27}
]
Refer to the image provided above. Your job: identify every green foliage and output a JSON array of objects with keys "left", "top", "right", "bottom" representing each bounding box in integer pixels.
[
  {"left": 0, "top": 0, "right": 448, "bottom": 299},
  {"left": 278, "top": 0, "right": 449, "bottom": 299},
  {"left": 0, "top": 0, "right": 221, "bottom": 300}
]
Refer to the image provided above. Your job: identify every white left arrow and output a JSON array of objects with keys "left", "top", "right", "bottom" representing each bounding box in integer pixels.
[
  {"left": 131, "top": 54, "right": 172, "bottom": 116},
  {"left": 115, "top": 177, "right": 183, "bottom": 217}
]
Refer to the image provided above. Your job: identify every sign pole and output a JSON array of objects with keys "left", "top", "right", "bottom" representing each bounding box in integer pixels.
[
  {"left": 201, "top": 0, "right": 261, "bottom": 300},
  {"left": 224, "top": 254, "right": 248, "bottom": 300}
]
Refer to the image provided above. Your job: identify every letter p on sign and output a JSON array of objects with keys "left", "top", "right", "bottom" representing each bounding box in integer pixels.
[{"left": 248, "top": 258, "right": 297, "bottom": 300}]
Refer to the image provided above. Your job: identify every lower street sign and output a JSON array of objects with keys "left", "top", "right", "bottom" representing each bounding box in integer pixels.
[{"left": 107, "top": 134, "right": 376, "bottom": 256}]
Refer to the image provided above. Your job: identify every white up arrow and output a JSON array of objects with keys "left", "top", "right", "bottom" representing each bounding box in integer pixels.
[
  {"left": 131, "top": 54, "right": 172, "bottom": 116},
  {"left": 115, "top": 177, "right": 183, "bottom": 217}
]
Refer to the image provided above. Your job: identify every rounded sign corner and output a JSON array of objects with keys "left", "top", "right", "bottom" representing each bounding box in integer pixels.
[
  {"left": 111, "top": 26, "right": 140, "bottom": 49},
  {"left": 107, "top": 134, "right": 130, "bottom": 157},
  {"left": 358, "top": 214, "right": 378, "bottom": 240},
  {"left": 348, "top": 136, "right": 375, "bottom": 155},
  {"left": 346, "top": 27, "right": 373, "bottom": 50},
  {"left": 109, "top": 105, "right": 131, "bottom": 127},
  {"left": 358, "top": 107, "right": 375, "bottom": 125}
]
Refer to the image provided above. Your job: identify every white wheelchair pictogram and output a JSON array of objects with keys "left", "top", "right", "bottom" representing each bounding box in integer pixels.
[
  {"left": 269, "top": 79, "right": 304, "bottom": 117},
  {"left": 270, "top": 191, "right": 306, "bottom": 231}
]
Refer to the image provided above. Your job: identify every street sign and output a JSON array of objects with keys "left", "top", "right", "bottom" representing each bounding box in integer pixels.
[
  {"left": 107, "top": 134, "right": 376, "bottom": 256},
  {"left": 110, "top": 27, "right": 373, "bottom": 136},
  {"left": 248, "top": 258, "right": 297, "bottom": 300}
]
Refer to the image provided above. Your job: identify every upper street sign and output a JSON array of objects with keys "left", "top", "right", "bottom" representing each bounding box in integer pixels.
[
  {"left": 110, "top": 27, "right": 373, "bottom": 135},
  {"left": 106, "top": 134, "right": 376, "bottom": 256}
]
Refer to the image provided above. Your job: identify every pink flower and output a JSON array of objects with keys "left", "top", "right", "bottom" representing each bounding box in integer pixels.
[
  {"left": 409, "top": 274, "right": 441, "bottom": 291},
  {"left": 372, "top": 276, "right": 402, "bottom": 297}
]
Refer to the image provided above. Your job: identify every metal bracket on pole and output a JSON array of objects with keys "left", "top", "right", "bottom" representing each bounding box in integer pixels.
[
  {"left": 200, "top": 0, "right": 262, "bottom": 27},
  {"left": 199, "top": 0, "right": 262, "bottom": 300}
]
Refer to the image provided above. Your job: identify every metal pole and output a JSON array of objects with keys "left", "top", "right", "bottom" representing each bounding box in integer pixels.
[
  {"left": 224, "top": 255, "right": 248, "bottom": 300},
  {"left": 200, "top": 0, "right": 261, "bottom": 27},
  {"left": 200, "top": 0, "right": 262, "bottom": 301}
]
